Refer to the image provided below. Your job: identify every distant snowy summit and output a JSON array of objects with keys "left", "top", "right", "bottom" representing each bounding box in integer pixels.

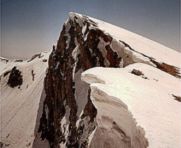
[{"left": 0, "top": 12, "right": 181, "bottom": 148}]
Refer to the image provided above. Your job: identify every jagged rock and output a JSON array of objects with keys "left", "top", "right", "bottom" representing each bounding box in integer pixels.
[
  {"left": 38, "top": 13, "right": 124, "bottom": 148},
  {"left": 7, "top": 66, "right": 23, "bottom": 88}
]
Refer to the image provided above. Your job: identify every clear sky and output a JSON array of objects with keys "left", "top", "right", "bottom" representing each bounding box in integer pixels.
[{"left": 1, "top": 0, "right": 180, "bottom": 59}]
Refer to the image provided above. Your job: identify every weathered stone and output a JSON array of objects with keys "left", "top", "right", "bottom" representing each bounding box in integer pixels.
[{"left": 7, "top": 67, "right": 23, "bottom": 88}]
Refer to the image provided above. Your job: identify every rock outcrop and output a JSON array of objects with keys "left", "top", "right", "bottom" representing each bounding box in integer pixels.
[
  {"left": 7, "top": 66, "right": 23, "bottom": 88},
  {"left": 38, "top": 13, "right": 122, "bottom": 148}
]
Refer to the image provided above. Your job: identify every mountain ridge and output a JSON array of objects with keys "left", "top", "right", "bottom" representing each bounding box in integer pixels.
[{"left": 0, "top": 12, "right": 181, "bottom": 148}]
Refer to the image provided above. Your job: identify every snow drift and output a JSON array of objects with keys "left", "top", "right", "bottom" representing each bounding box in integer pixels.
[{"left": 82, "top": 64, "right": 181, "bottom": 148}]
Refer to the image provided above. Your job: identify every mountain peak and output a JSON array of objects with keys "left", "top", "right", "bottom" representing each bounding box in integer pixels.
[
  {"left": 1, "top": 13, "right": 181, "bottom": 148},
  {"left": 68, "top": 12, "right": 82, "bottom": 18},
  {"left": 36, "top": 12, "right": 181, "bottom": 147}
]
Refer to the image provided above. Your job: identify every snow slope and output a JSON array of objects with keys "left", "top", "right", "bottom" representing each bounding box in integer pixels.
[
  {"left": 82, "top": 64, "right": 181, "bottom": 148},
  {"left": 0, "top": 52, "right": 50, "bottom": 148}
]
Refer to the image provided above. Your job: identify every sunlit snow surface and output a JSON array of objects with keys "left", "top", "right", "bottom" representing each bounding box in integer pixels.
[
  {"left": 0, "top": 52, "right": 50, "bottom": 148},
  {"left": 82, "top": 64, "right": 181, "bottom": 148}
]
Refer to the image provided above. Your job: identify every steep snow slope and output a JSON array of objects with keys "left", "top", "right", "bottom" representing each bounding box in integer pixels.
[
  {"left": 82, "top": 64, "right": 181, "bottom": 148},
  {"left": 0, "top": 52, "right": 50, "bottom": 148}
]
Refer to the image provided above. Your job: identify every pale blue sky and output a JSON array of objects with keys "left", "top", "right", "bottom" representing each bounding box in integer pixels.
[{"left": 1, "top": 0, "right": 180, "bottom": 59}]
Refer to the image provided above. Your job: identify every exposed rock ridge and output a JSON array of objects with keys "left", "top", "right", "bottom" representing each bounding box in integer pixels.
[
  {"left": 119, "top": 40, "right": 181, "bottom": 78},
  {"left": 38, "top": 12, "right": 123, "bottom": 148}
]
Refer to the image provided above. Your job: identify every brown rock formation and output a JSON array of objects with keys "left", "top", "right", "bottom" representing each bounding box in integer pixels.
[{"left": 38, "top": 14, "right": 122, "bottom": 148}]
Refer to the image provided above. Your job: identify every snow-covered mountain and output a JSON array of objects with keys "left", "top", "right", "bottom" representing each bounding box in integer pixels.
[
  {"left": 0, "top": 52, "right": 50, "bottom": 148},
  {"left": 0, "top": 12, "right": 181, "bottom": 148}
]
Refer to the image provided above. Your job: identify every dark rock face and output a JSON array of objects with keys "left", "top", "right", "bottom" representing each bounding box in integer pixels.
[
  {"left": 38, "top": 14, "right": 122, "bottom": 148},
  {"left": 7, "top": 67, "right": 23, "bottom": 88}
]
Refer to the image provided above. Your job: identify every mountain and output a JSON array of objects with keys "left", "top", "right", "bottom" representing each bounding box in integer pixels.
[{"left": 0, "top": 12, "right": 181, "bottom": 148}]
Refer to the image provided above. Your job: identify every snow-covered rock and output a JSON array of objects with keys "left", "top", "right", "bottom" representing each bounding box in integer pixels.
[{"left": 36, "top": 12, "right": 181, "bottom": 148}]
